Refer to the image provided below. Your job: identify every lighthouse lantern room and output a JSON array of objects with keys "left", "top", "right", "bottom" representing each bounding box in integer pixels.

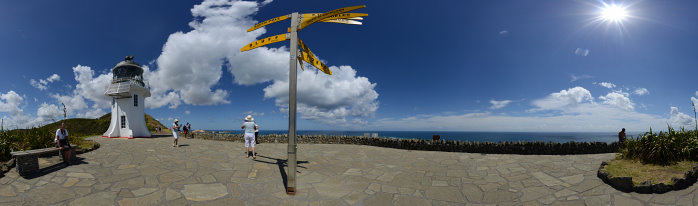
[{"left": 103, "top": 56, "right": 152, "bottom": 138}]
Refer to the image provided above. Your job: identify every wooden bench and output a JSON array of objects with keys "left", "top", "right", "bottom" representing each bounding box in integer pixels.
[{"left": 10, "top": 145, "right": 76, "bottom": 176}]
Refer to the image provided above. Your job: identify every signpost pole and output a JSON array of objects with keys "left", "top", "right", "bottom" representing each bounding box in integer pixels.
[{"left": 286, "top": 12, "right": 299, "bottom": 195}]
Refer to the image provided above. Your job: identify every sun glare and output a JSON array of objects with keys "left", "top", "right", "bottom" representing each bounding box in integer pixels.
[{"left": 600, "top": 4, "right": 627, "bottom": 23}]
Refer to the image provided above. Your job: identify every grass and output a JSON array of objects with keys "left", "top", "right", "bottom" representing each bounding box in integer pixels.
[
  {"left": 0, "top": 113, "right": 166, "bottom": 161},
  {"left": 606, "top": 158, "right": 697, "bottom": 185}
]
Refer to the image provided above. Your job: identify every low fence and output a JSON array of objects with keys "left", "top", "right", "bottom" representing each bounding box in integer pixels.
[{"left": 188, "top": 133, "right": 619, "bottom": 155}]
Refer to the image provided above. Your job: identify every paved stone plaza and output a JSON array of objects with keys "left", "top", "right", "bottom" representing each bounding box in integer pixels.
[{"left": 0, "top": 136, "right": 697, "bottom": 205}]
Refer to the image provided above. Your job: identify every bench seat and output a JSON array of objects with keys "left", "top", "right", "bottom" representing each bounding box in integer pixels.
[{"left": 10, "top": 145, "right": 76, "bottom": 176}]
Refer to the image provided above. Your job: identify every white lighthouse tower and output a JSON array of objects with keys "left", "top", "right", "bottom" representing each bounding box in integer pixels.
[{"left": 103, "top": 56, "right": 152, "bottom": 139}]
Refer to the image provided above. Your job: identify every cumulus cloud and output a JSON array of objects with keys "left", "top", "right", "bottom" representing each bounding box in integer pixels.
[
  {"left": 29, "top": 74, "right": 60, "bottom": 90},
  {"left": 595, "top": 82, "right": 616, "bottom": 89},
  {"left": 531, "top": 87, "right": 593, "bottom": 111},
  {"left": 498, "top": 30, "right": 509, "bottom": 37},
  {"left": 36, "top": 103, "right": 62, "bottom": 122},
  {"left": 633, "top": 88, "right": 649, "bottom": 96},
  {"left": 242, "top": 110, "right": 264, "bottom": 116},
  {"left": 0, "top": 91, "right": 23, "bottom": 115},
  {"left": 375, "top": 87, "right": 679, "bottom": 132},
  {"left": 574, "top": 48, "right": 590, "bottom": 56},
  {"left": 669, "top": 107, "right": 694, "bottom": 128},
  {"left": 570, "top": 74, "right": 592, "bottom": 82},
  {"left": 72, "top": 65, "right": 112, "bottom": 107},
  {"left": 599, "top": 91, "right": 634, "bottom": 111},
  {"left": 185, "top": 110, "right": 191, "bottom": 115},
  {"left": 1, "top": 91, "right": 41, "bottom": 128},
  {"left": 263, "top": 66, "right": 379, "bottom": 124},
  {"left": 489, "top": 100, "right": 512, "bottom": 109},
  {"left": 147, "top": 0, "right": 378, "bottom": 124}
]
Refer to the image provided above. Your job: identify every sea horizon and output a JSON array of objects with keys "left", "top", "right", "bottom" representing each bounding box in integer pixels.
[{"left": 199, "top": 130, "right": 643, "bottom": 143}]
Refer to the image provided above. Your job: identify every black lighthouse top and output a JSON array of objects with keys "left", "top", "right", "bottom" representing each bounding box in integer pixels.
[{"left": 112, "top": 55, "right": 144, "bottom": 86}]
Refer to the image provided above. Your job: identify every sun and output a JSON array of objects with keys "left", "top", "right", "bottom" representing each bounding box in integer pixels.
[{"left": 600, "top": 4, "right": 628, "bottom": 23}]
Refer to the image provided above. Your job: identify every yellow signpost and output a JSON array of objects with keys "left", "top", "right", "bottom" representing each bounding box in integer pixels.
[
  {"left": 247, "top": 14, "right": 289, "bottom": 32},
  {"left": 300, "top": 5, "right": 366, "bottom": 29},
  {"left": 239, "top": 33, "right": 289, "bottom": 52},
  {"left": 239, "top": 5, "right": 366, "bottom": 195}
]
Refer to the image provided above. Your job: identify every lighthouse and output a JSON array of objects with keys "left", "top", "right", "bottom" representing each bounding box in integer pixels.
[{"left": 103, "top": 56, "right": 152, "bottom": 138}]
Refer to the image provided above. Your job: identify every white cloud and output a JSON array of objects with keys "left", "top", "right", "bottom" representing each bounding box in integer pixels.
[
  {"left": 596, "top": 82, "right": 616, "bottom": 89},
  {"left": 263, "top": 66, "right": 379, "bottom": 124},
  {"left": 146, "top": 0, "right": 378, "bottom": 124},
  {"left": 574, "top": 48, "right": 590, "bottom": 56},
  {"left": 570, "top": 74, "right": 592, "bottom": 82},
  {"left": 185, "top": 110, "right": 191, "bottom": 115},
  {"left": 29, "top": 74, "right": 61, "bottom": 90},
  {"left": 531, "top": 87, "right": 593, "bottom": 111},
  {"left": 36, "top": 103, "right": 62, "bottom": 122},
  {"left": 375, "top": 87, "right": 681, "bottom": 132},
  {"left": 633, "top": 88, "right": 649, "bottom": 96},
  {"left": 489, "top": 100, "right": 512, "bottom": 109},
  {"left": 669, "top": 107, "right": 694, "bottom": 128},
  {"left": 242, "top": 110, "right": 264, "bottom": 116},
  {"left": 0, "top": 91, "right": 42, "bottom": 128},
  {"left": 498, "top": 30, "right": 509, "bottom": 36},
  {"left": 695, "top": 91, "right": 698, "bottom": 97},
  {"left": 51, "top": 94, "right": 88, "bottom": 116},
  {"left": 0, "top": 91, "right": 23, "bottom": 115},
  {"left": 599, "top": 91, "right": 634, "bottom": 111},
  {"left": 78, "top": 108, "right": 106, "bottom": 119},
  {"left": 692, "top": 97, "right": 698, "bottom": 109}
]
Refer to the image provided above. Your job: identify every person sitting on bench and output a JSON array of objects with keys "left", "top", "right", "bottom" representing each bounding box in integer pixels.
[{"left": 55, "top": 122, "right": 72, "bottom": 164}]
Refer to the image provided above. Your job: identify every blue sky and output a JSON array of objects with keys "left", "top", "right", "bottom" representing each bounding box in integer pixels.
[{"left": 1, "top": 0, "right": 697, "bottom": 132}]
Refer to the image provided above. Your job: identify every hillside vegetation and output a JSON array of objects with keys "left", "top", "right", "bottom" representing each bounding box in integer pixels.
[{"left": 0, "top": 113, "right": 167, "bottom": 162}]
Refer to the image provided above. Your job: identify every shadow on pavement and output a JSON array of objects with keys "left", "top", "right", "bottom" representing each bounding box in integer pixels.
[
  {"left": 253, "top": 155, "right": 309, "bottom": 189},
  {"left": 22, "top": 157, "right": 88, "bottom": 179}
]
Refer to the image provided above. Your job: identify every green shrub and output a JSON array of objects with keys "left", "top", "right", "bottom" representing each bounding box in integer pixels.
[{"left": 619, "top": 126, "right": 698, "bottom": 165}]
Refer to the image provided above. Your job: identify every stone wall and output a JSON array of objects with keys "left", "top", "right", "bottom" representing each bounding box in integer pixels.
[{"left": 188, "top": 133, "right": 620, "bottom": 155}]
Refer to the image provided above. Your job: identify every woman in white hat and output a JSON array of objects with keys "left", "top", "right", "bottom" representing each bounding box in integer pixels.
[
  {"left": 172, "top": 119, "right": 181, "bottom": 147},
  {"left": 241, "top": 115, "right": 258, "bottom": 159}
]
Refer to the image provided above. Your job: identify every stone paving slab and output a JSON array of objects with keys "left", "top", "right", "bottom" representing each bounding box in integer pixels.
[{"left": 1, "top": 136, "right": 697, "bottom": 205}]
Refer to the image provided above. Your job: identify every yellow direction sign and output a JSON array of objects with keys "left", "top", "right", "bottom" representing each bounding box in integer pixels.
[
  {"left": 299, "top": 5, "right": 366, "bottom": 29},
  {"left": 247, "top": 14, "right": 290, "bottom": 32},
  {"left": 298, "top": 39, "right": 316, "bottom": 60},
  {"left": 240, "top": 33, "right": 290, "bottom": 52},
  {"left": 302, "top": 13, "right": 368, "bottom": 21},
  {"left": 321, "top": 18, "right": 362, "bottom": 25},
  {"left": 300, "top": 51, "right": 331, "bottom": 75}
]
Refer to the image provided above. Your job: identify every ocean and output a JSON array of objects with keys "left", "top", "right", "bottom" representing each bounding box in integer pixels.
[{"left": 210, "top": 130, "right": 625, "bottom": 143}]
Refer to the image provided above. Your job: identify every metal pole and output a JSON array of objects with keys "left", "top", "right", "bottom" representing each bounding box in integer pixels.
[{"left": 286, "top": 12, "right": 299, "bottom": 195}]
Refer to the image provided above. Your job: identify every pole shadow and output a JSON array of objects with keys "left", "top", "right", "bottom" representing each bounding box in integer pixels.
[{"left": 252, "top": 155, "right": 308, "bottom": 189}]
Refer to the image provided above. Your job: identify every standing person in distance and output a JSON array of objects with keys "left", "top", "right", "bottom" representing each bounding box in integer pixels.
[
  {"left": 241, "top": 115, "right": 258, "bottom": 159},
  {"left": 618, "top": 128, "right": 626, "bottom": 145},
  {"left": 172, "top": 119, "right": 181, "bottom": 147},
  {"left": 183, "top": 122, "right": 189, "bottom": 138},
  {"left": 254, "top": 120, "right": 260, "bottom": 145},
  {"left": 55, "top": 122, "right": 72, "bottom": 164}
]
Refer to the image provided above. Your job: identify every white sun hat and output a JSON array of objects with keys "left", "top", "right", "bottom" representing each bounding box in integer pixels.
[
  {"left": 174, "top": 119, "right": 179, "bottom": 122},
  {"left": 245, "top": 115, "right": 254, "bottom": 121}
]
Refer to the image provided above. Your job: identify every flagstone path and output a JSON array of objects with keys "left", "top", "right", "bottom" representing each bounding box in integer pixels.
[{"left": 0, "top": 135, "right": 697, "bottom": 205}]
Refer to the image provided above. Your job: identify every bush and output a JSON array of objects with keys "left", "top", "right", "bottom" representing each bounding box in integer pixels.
[{"left": 619, "top": 126, "right": 698, "bottom": 165}]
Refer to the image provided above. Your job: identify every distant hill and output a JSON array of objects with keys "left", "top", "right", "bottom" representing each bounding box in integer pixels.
[{"left": 39, "top": 113, "right": 168, "bottom": 137}]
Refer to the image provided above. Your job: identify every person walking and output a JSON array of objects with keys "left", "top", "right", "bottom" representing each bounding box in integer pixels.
[
  {"left": 172, "top": 119, "right": 181, "bottom": 147},
  {"left": 241, "top": 115, "right": 258, "bottom": 159},
  {"left": 55, "top": 122, "right": 73, "bottom": 164}
]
